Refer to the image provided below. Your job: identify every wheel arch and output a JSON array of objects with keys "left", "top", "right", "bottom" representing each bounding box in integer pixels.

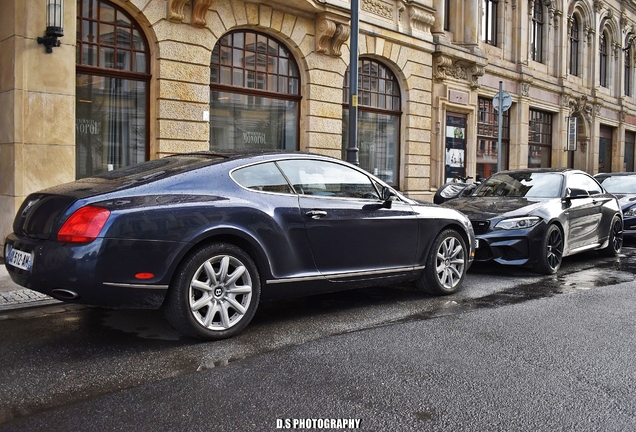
[
  {"left": 442, "top": 222, "right": 472, "bottom": 254},
  {"left": 167, "top": 229, "right": 273, "bottom": 295},
  {"left": 547, "top": 218, "right": 566, "bottom": 254}
]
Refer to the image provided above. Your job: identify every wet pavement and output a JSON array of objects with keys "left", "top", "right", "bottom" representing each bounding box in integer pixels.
[
  {"left": 2, "top": 249, "right": 636, "bottom": 430},
  {"left": 0, "top": 263, "right": 60, "bottom": 311},
  {"left": 2, "top": 246, "right": 636, "bottom": 428}
]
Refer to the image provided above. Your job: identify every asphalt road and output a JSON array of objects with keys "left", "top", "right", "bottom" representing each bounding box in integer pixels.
[{"left": 1, "top": 248, "right": 636, "bottom": 431}]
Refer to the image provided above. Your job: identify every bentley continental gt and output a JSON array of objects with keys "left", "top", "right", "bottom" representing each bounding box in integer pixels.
[{"left": 5, "top": 151, "right": 475, "bottom": 339}]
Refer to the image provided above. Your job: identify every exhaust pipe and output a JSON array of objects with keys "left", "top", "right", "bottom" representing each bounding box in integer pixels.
[{"left": 51, "top": 289, "right": 80, "bottom": 301}]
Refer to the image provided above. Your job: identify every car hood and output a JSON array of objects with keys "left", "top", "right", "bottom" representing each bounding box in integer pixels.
[
  {"left": 613, "top": 194, "right": 636, "bottom": 209},
  {"left": 441, "top": 197, "right": 548, "bottom": 219}
]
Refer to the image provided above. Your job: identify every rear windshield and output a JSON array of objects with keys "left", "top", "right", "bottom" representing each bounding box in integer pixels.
[
  {"left": 79, "top": 157, "right": 222, "bottom": 183},
  {"left": 597, "top": 175, "right": 636, "bottom": 194},
  {"left": 473, "top": 172, "right": 563, "bottom": 198}
]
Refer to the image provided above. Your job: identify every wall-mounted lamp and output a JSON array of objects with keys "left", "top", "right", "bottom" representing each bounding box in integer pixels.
[{"left": 37, "top": 0, "right": 64, "bottom": 53}]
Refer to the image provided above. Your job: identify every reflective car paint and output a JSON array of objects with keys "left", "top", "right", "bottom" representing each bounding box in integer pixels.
[
  {"left": 595, "top": 172, "right": 636, "bottom": 237},
  {"left": 4, "top": 151, "right": 475, "bottom": 310},
  {"left": 441, "top": 168, "right": 621, "bottom": 271}
]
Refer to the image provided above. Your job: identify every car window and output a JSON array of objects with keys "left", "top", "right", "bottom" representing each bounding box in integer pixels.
[
  {"left": 277, "top": 160, "right": 380, "bottom": 199},
  {"left": 569, "top": 173, "right": 602, "bottom": 196},
  {"left": 82, "top": 157, "right": 220, "bottom": 183},
  {"left": 597, "top": 175, "right": 636, "bottom": 194},
  {"left": 232, "top": 162, "right": 294, "bottom": 194},
  {"left": 473, "top": 172, "right": 563, "bottom": 198}
]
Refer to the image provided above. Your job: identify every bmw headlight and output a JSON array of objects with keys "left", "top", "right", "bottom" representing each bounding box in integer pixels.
[
  {"left": 625, "top": 207, "right": 636, "bottom": 217},
  {"left": 495, "top": 216, "right": 541, "bottom": 230}
]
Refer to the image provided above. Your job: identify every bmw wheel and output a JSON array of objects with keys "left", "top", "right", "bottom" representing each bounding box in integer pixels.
[
  {"left": 165, "top": 243, "right": 261, "bottom": 340},
  {"left": 600, "top": 215, "right": 623, "bottom": 257},
  {"left": 417, "top": 229, "right": 467, "bottom": 295},
  {"left": 533, "top": 224, "right": 563, "bottom": 275}
]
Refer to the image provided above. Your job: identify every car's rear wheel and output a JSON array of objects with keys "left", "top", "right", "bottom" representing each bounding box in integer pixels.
[
  {"left": 600, "top": 215, "right": 623, "bottom": 257},
  {"left": 416, "top": 229, "right": 467, "bottom": 295},
  {"left": 533, "top": 224, "right": 563, "bottom": 275},
  {"left": 164, "top": 243, "right": 261, "bottom": 340}
]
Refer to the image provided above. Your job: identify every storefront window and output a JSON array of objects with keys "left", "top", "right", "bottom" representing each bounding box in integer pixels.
[
  {"left": 477, "top": 97, "right": 509, "bottom": 179},
  {"left": 528, "top": 109, "right": 552, "bottom": 168},
  {"left": 209, "top": 31, "right": 300, "bottom": 151},
  {"left": 625, "top": 131, "right": 635, "bottom": 172},
  {"left": 445, "top": 114, "right": 467, "bottom": 183},
  {"left": 342, "top": 59, "right": 401, "bottom": 186},
  {"left": 75, "top": 0, "right": 149, "bottom": 179},
  {"left": 599, "top": 126, "right": 613, "bottom": 173}
]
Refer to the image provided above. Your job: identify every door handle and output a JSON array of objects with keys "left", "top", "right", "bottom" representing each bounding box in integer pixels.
[{"left": 306, "top": 210, "right": 327, "bottom": 219}]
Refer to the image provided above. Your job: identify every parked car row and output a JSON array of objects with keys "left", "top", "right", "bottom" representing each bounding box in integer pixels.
[{"left": 3, "top": 152, "right": 628, "bottom": 340}]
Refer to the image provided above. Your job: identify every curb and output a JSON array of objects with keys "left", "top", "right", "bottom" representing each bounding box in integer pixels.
[{"left": 0, "top": 257, "right": 61, "bottom": 311}]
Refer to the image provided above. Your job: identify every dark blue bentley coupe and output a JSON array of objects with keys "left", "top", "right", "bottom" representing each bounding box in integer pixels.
[{"left": 4, "top": 152, "right": 475, "bottom": 339}]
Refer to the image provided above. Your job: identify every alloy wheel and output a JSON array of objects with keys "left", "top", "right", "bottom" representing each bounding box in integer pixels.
[
  {"left": 611, "top": 217, "right": 624, "bottom": 252},
  {"left": 435, "top": 236, "right": 465, "bottom": 289},
  {"left": 546, "top": 228, "right": 563, "bottom": 271},
  {"left": 189, "top": 255, "right": 253, "bottom": 331}
]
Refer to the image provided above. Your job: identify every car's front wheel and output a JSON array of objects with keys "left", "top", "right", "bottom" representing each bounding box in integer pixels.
[
  {"left": 533, "top": 224, "right": 563, "bottom": 275},
  {"left": 416, "top": 229, "right": 467, "bottom": 295},
  {"left": 164, "top": 243, "right": 261, "bottom": 340},
  {"left": 600, "top": 214, "right": 623, "bottom": 257}
]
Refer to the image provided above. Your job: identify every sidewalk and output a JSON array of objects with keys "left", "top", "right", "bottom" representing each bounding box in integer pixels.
[{"left": 0, "top": 258, "right": 60, "bottom": 311}]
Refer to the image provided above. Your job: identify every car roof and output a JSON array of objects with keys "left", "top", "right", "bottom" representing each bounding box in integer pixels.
[
  {"left": 495, "top": 168, "right": 580, "bottom": 175},
  {"left": 169, "top": 150, "right": 337, "bottom": 163},
  {"left": 595, "top": 172, "right": 636, "bottom": 177}
]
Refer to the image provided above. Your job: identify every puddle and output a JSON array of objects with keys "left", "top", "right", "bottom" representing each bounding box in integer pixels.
[{"left": 392, "top": 250, "right": 636, "bottom": 325}]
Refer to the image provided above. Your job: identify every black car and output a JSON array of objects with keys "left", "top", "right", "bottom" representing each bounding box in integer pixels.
[
  {"left": 4, "top": 151, "right": 475, "bottom": 340},
  {"left": 441, "top": 168, "right": 622, "bottom": 274},
  {"left": 595, "top": 172, "right": 636, "bottom": 238}
]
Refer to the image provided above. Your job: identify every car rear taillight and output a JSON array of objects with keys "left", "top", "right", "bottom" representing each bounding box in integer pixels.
[{"left": 57, "top": 206, "right": 111, "bottom": 243}]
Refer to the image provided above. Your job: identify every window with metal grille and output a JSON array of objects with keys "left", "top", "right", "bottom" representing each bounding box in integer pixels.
[
  {"left": 209, "top": 31, "right": 301, "bottom": 151},
  {"left": 528, "top": 109, "right": 552, "bottom": 168},
  {"left": 570, "top": 16, "right": 580, "bottom": 76},
  {"left": 75, "top": 0, "right": 150, "bottom": 179},
  {"left": 342, "top": 59, "right": 401, "bottom": 186},
  {"left": 600, "top": 32, "right": 608, "bottom": 88},
  {"left": 531, "top": 0, "right": 544, "bottom": 63},
  {"left": 626, "top": 46, "right": 632, "bottom": 96},
  {"left": 477, "top": 97, "right": 509, "bottom": 179},
  {"left": 481, "top": 0, "right": 498, "bottom": 46}
]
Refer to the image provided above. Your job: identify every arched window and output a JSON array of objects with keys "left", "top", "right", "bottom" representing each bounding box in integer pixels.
[
  {"left": 600, "top": 31, "right": 608, "bottom": 88},
  {"left": 209, "top": 31, "right": 301, "bottom": 151},
  {"left": 570, "top": 16, "right": 580, "bottom": 76},
  {"left": 444, "top": 0, "right": 450, "bottom": 31},
  {"left": 626, "top": 41, "right": 633, "bottom": 96},
  {"left": 531, "top": 0, "right": 544, "bottom": 62},
  {"left": 76, "top": 0, "right": 150, "bottom": 179},
  {"left": 342, "top": 59, "right": 401, "bottom": 186},
  {"left": 481, "top": 0, "right": 498, "bottom": 46}
]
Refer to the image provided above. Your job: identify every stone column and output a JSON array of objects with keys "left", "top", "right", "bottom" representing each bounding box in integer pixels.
[
  {"left": 0, "top": 0, "right": 76, "bottom": 254},
  {"left": 432, "top": 0, "right": 446, "bottom": 41},
  {"left": 463, "top": 0, "right": 479, "bottom": 48}
]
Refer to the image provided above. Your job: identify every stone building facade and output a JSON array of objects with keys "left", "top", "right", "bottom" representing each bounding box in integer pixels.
[{"left": 2, "top": 0, "right": 636, "bottom": 253}]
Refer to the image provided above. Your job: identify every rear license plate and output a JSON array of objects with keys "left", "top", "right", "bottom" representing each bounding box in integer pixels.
[{"left": 7, "top": 248, "right": 33, "bottom": 271}]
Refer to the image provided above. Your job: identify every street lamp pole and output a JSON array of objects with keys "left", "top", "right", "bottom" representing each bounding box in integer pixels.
[{"left": 346, "top": 0, "right": 360, "bottom": 165}]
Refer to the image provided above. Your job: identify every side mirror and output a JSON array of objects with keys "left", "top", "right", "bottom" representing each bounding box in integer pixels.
[
  {"left": 381, "top": 186, "right": 396, "bottom": 208},
  {"left": 566, "top": 187, "right": 589, "bottom": 199}
]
